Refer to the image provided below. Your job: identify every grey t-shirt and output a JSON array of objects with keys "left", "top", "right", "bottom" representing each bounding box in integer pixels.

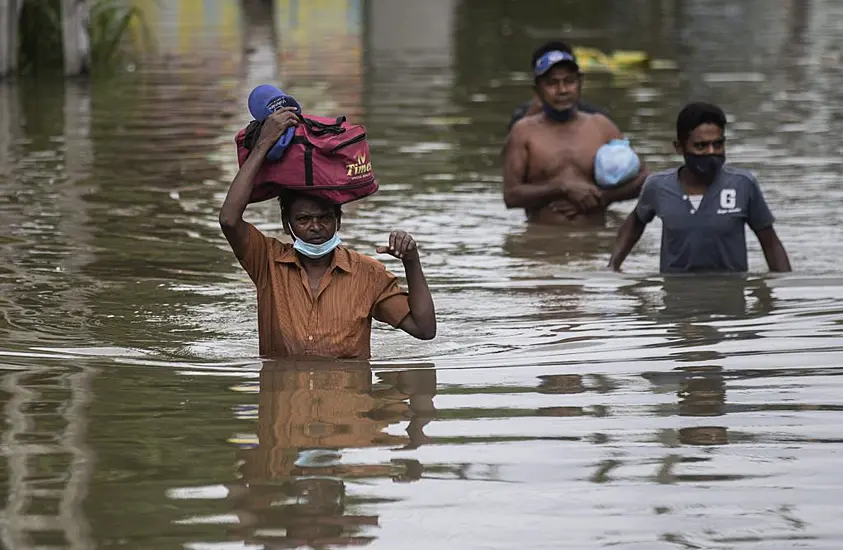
[{"left": 635, "top": 166, "right": 776, "bottom": 273}]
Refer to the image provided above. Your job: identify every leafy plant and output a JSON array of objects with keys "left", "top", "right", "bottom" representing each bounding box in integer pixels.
[
  {"left": 17, "top": 0, "right": 152, "bottom": 75},
  {"left": 88, "top": 0, "right": 151, "bottom": 69}
]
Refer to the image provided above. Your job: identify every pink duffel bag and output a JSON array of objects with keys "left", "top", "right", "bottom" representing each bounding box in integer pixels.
[{"left": 235, "top": 114, "right": 378, "bottom": 205}]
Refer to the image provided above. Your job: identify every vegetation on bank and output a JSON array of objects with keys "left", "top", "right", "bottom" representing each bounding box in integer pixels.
[{"left": 18, "top": 0, "right": 149, "bottom": 75}]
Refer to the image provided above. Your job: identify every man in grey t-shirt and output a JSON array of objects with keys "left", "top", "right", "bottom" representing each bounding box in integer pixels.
[{"left": 608, "top": 102, "right": 791, "bottom": 273}]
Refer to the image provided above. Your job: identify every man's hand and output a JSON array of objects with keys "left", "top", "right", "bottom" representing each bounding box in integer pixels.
[
  {"left": 256, "top": 107, "right": 299, "bottom": 149},
  {"left": 379, "top": 231, "right": 436, "bottom": 341},
  {"left": 377, "top": 231, "right": 419, "bottom": 263},
  {"left": 550, "top": 200, "right": 580, "bottom": 219},
  {"left": 557, "top": 179, "right": 603, "bottom": 211}
]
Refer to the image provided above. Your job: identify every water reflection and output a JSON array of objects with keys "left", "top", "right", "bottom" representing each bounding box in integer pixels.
[
  {"left": 677, "top": 366, "right": 726, "bottom": 418},
  {"left": 676, "top": 365, "right": 729, "bottom": 447},
  {"left": 536, "top": 374, "right": 586, "bottom": 417},
  {"left": 622, "top": 276, "right": 777, "bottom": 364},
  {"left": 2, "top": 0, "right": 843, "bottom": 548},
  {"left": 502, "top": 222, "right": 621, "bottom": 269},
  {"left": 0, "top": 365, "right": 95, "bottom": 549},
  {"left": 228, "top": 360, "right": 437, "bottom": 547}
]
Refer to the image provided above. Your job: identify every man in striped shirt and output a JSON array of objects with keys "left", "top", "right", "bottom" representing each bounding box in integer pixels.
[{"left": 219, "top": 108, "right": 437, "bottom": 358}]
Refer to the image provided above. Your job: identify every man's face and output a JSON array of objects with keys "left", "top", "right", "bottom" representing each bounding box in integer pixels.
[
  {"left": 675, "top": 123, "right": 726, "bottom": 156},
  {"left": 534, "top": 64, "right": 581, "bottom": 110},
  {"left": 287, "top": 196, "right": 339, "bottom": 244}
]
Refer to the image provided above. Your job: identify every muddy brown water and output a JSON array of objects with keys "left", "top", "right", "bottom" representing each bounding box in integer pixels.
[{"left": 2, "top": 0, "right": 843, "bottom": 548}]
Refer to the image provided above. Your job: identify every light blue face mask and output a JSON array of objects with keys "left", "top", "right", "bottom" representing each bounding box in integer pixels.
[{"left": 291, "top": 230, "right": 342, "bottom": 259}]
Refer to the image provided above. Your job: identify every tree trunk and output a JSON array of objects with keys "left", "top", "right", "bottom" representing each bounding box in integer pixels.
[
  {"left": 61, "top": 0, "right": 91, "bottom": 76},
  {"left": 0, "top": 0, "right": 21, "bottom": 78}
]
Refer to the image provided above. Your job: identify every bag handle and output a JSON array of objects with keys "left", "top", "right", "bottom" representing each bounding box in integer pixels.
[
  {"left": 298, "top": 115, "right": 347, "bottom": 136},
  {"left": 240, "top": 115, "right": 347, "bottom": 151}
]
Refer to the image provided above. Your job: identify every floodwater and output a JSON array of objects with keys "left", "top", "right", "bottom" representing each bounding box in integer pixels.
[{"left": 2, "top": 0, "right": 843, "bottom": 548}]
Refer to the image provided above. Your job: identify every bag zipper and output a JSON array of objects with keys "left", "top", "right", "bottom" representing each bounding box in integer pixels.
[{"left": 328, "top": 132, "right": 366, "bottom": 152}]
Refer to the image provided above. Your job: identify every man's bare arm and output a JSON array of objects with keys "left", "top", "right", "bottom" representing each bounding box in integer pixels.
[
  {"left": 755, "top": 226, "right": 792, "bottom": 272},
  {"left": 601, "top": 160, "right": 649, "bottom": 205},
  {"left": 219, "top": 109, "right": 298, "bottom": 259},
  {"left": 608, "top": 212, "right": 647, "bottom": 271},
  {"left": 219, "top": 140, "right": 273, "bottom": 259},
  {"left": 398, "top": 254, "right": 436, "bottom": 340},
  {"left": 376, "top": 232, "right": 436, "bottom": 340},
  {"left": 502, "top": 121, "right": 567, "bottom": 209}
]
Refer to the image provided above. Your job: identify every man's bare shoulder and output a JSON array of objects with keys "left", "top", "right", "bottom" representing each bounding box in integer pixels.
[
  {"left": 586, "top": 112, "right": 621, "bottom": 136},
  {"left": 509, "top": 115, "right": 533, "bottom": 133},
  {"left": 504, "top": 115, "right": 540, "bottom": 156},
  {"left": 508, "top": 113, "right": 549, "bottom": 145}
]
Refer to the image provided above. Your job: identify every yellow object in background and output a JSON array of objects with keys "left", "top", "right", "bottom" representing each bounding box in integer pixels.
[
  {"left": 573, "top": 47, "right": 652, "bottom": 73},
  {"left": 129, "top": 0, "right": 241, "bottom": 57}
]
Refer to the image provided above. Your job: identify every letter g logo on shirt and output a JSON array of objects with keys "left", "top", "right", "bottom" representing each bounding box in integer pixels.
[{"left": 720, "top": 189, "right": 737, "bottom": 210}]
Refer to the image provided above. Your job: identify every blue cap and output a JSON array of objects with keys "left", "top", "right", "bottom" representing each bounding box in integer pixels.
[
  {"left": 248, "top": 84, "right": 301, "bottom": 121},
  {"left": 534, "top": 50, "right": 579, "bottom": 77}
]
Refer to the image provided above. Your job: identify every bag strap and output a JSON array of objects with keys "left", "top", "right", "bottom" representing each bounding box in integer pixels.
[
  {"left": 242, "top": 116, "right": 347, "bottom": 150},
  {"left": 298, "top": 115, "right": 347, "bottom": 136},
  {"left": 242, "top": 119, "right": 264, "bottom": 150},
  {"left": 290, "top": 135, "right": 315, "bottom": 186}
]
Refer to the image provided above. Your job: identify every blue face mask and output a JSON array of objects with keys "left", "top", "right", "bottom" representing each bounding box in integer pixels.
[
  {"left": 542, "top": 102, "right": 577, "bottom": 123},
  {"left": 291, "top": 230, "right": 342, "bottom": 259}
]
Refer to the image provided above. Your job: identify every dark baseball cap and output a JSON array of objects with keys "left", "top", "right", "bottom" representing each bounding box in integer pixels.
[{"left": 534, "top": 50, "right": 579, "bottom": 77}]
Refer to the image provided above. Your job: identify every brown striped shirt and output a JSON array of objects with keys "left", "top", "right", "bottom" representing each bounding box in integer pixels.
[{"left": 238, "top": 223, "right": 411, "bottom": 359}]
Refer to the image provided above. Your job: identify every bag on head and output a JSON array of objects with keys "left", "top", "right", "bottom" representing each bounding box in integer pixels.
[{"left": 235, "top": 114, "right": 378, "bottom": 205}]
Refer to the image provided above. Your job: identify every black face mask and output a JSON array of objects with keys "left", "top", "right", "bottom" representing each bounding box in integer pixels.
[
  {"left": 542, "top": 102, "right": 577, "bottom": 123},
  {"left": 684, "top": 153, "right": 725, "bottom": 181}
]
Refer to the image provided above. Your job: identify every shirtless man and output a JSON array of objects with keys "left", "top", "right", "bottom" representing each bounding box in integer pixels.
[
  {"left": 503, "top": 42, "right": 648, "bottom": 225},
  {"left": 507, "top": 40, "right": 609, "bottom": 133}
]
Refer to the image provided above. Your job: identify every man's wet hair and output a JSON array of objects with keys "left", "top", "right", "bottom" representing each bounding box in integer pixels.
[
  {"left": 676, "top": 102, "right": 727, "bottom": 144},
  {"left": 530, "top": 40, "right": 575, "bottom": 69},
  {"left": 278, "top": 191, "right": 342, "bottom": 233}
]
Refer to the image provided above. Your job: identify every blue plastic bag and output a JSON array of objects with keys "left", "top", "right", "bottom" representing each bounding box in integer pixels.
[
  {"left": 247, "top": 84, "right": 302, "bottom": 161},
  {"left": 594, "top": 138, "right": 640, "bottom": 188}
]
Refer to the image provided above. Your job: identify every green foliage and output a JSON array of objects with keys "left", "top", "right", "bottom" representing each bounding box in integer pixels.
[
  {"left": 89, "top": 0, "right": 151, "bottom": 68},
  {"left": 17, "top": 0, "right": 151, "bottom": 75}
]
